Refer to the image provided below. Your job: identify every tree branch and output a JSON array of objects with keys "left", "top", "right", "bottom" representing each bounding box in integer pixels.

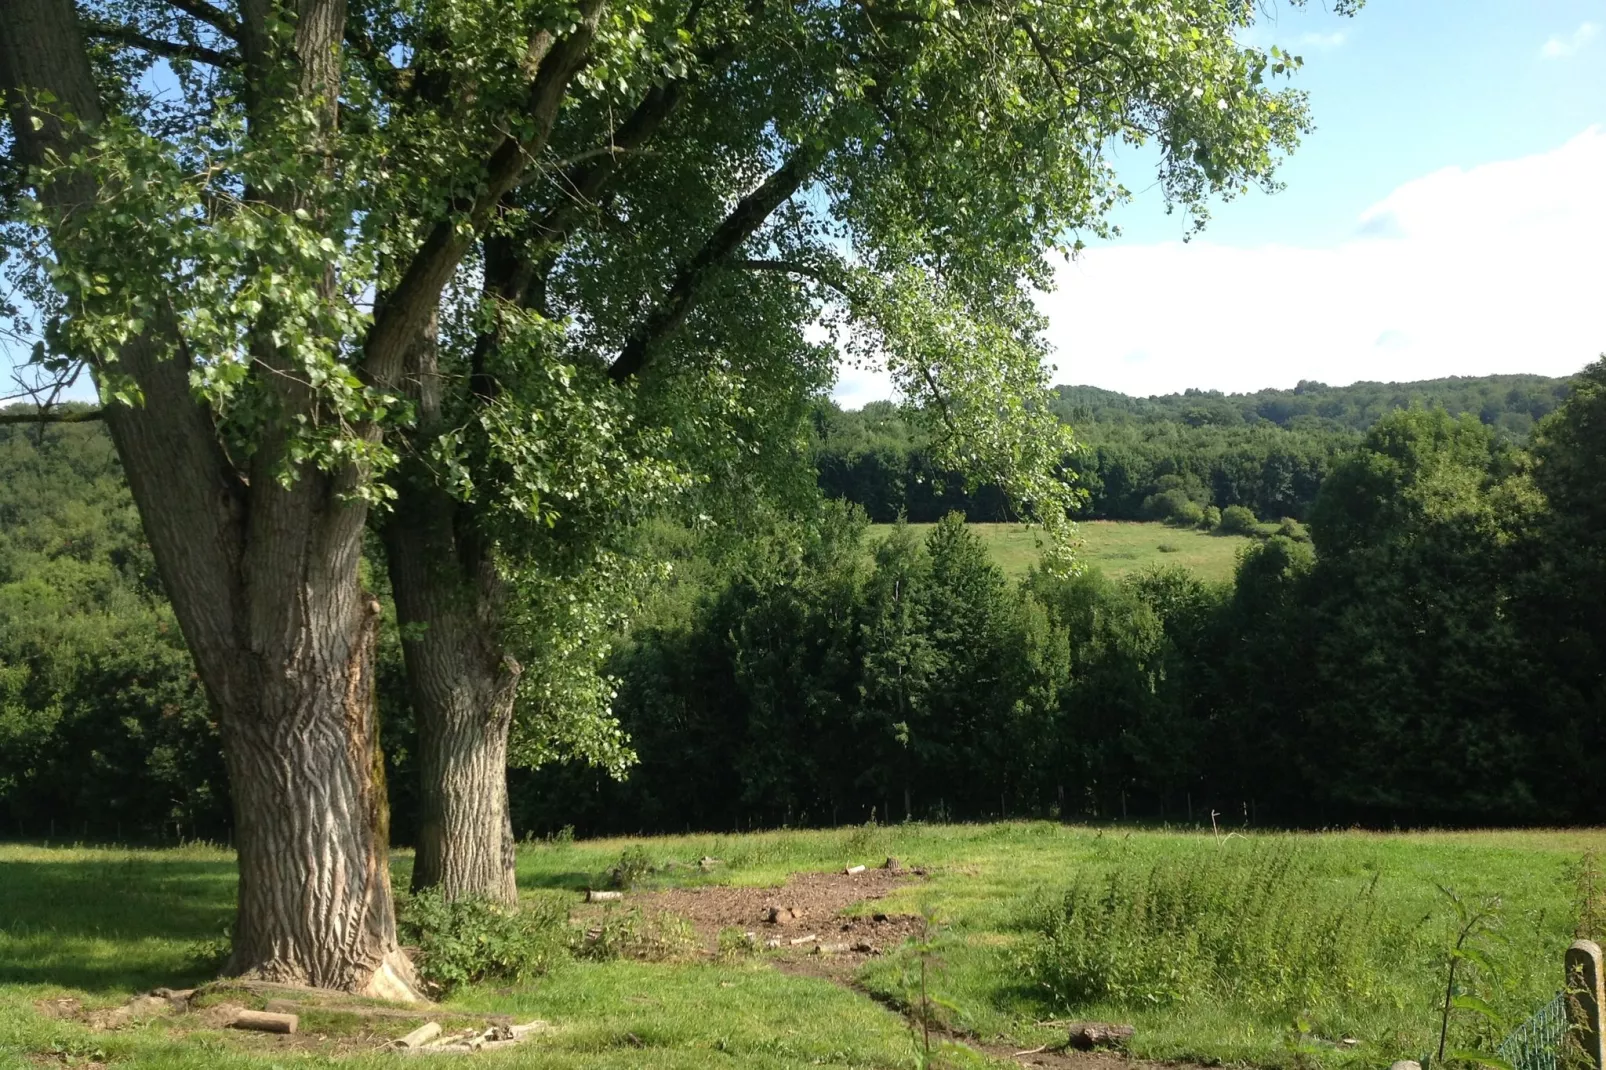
[
  {"left": 360, "top": 0, "right": 604, "bottom": 391},
  {"left": 1014, "top": 17, "right": 1066, "bottom": 95},
  {"left": 608, "top": 139, "right": 827, "bottom": 382},
  {"left": 0, "top": 406, "right": 104, "bottom": 425},
  {"left": 84, "top": 19, "right": 238, "bottom": 66},
  {"left": 734, "top": 257, "right": 836, "bottom": 286},
  {"left": 160, "top": 0, "right": 240, "bottom": 39},
  {"left": 343, "top": 21, "right": 411, "bottom": 98}
]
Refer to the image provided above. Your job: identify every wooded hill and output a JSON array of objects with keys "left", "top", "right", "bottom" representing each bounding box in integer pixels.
[{"left": 813, "top": 372, "right": 1576, "bottom": 524}]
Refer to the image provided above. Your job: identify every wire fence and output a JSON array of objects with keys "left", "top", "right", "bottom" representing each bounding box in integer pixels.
[{"left": 1496, "top": 990, "right": 1568, "bottom": 1070}]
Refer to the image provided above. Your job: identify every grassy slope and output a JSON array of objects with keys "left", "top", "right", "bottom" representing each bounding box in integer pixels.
[
  {"left": 2, "top": 825, "right": 1596, "bottom": 1068},
  {"left": 869, "top": 521, "right": 1255, "bottom": 583}
]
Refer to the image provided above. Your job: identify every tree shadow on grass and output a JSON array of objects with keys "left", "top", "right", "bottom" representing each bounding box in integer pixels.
[{"left": 0, "top": 857, "right": 234, "bottom": 993}]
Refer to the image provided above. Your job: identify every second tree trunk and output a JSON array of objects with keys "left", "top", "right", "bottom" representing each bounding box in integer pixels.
[{"left": 385, "top": 498, "right": 521, "bottom": 906}]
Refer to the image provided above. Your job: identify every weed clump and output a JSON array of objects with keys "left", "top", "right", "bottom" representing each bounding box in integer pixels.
[
  {"left": 398, "top": 889, "right": 570, "bottom": 994},
  {"left": 576, "top": 907, "right": 699, "bottom": 962},
  {"left": 1021, "top": 844, "right": 1387, "bottom": 1018},
  {"left": 608, "top": 844, "right": 656, "bottom": 889}
]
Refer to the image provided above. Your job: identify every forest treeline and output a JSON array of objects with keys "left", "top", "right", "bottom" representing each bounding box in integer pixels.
[
  {"left": 1, "top": 367, "right": 1600, "bottom": 838},
  {"left": 815, "top": 373, "right": 1574, "bottom": 524}
]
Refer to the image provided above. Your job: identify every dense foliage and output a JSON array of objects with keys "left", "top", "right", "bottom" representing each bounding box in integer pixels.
[
  {"left": 525, "top": 366, "right": 1603, "bottom": 831},
  {"left": 0, "top": 414, "right": 226, "bottom": 841},
  {"left": 2, "top": 365, "right": 1601, "bottom": 838},
  {"left": 814, "top": 373, "right": 1574, "bottom": 524}
]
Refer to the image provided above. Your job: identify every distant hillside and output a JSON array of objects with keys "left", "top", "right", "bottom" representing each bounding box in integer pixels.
[
  {"left": 814, "top": 372, "right": 1579, "bottom": 524},
  {"left": 1050, "top": 373, "right": 1574, "bottom": 440}
]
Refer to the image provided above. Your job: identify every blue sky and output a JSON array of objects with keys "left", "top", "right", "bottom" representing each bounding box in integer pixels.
[
  {"left": 1116, "top": 0, "right": 1606, "bottom": 247},
  {"left": 838, "top": 0, "right": 1606, "bottom": 403}
]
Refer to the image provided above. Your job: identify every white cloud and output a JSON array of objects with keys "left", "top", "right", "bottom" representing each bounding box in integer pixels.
[
  {"left": 1541, "top": 22, "right": 1599, "bottom": 59},
  {"left": 1025, "top": 126, "right": 1606, "bottom": 398},
  {"left": 832, "top": 357, "right": 895, "bottom": 409}
]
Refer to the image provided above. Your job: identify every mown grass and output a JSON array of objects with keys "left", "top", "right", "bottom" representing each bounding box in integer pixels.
[
  {"left": 1, "top": 824, "right": 1598, "bottom": 1068},
  {"left": 868, "top": 521, "right": 1255, "bottom": 581}
]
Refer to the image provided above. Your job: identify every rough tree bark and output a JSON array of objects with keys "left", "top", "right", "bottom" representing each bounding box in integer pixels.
[
  {"left": 385, "top": 520, "right": 522, "bottom": 905},
  {"left": 384, "top": 318, "right": 521, "bottom": 905}
]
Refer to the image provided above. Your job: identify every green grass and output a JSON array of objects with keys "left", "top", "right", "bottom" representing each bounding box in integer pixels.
[
  {"left": 2, "top": 825, "right": 1598, "bottom": 1068},
  {"left": 869, "top": 520, "right": 1255, "bottom": 582}
]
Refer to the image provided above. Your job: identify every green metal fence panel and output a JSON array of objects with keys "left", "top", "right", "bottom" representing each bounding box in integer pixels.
[{"left": 1497, "top": 990, "right": 1568, "bottom": 1070}]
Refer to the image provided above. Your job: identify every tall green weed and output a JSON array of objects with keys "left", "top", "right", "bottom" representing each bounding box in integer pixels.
[{"left": 1020, "top": 843, "right": 1392, "bottom": 1018}]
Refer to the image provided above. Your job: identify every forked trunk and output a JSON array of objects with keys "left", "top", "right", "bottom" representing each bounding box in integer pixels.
[{"left": 0, "top": 0, "right": 422, "bottom": 999}]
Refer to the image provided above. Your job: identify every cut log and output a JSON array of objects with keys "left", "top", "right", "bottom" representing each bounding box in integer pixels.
[
  {"left": 396, "top": 1022, "right": 442, "bottom": 1049},
  {"left": 844, "top": 864, "right": 866, "bottom": 875},
  {"left": 815, "top": 942, "right": 852, "bottom": 955},
  {"left": 1067, "top": 1023, "right": 1134, "bottom": 1050},
  {"left": 229, "top": 1010, "right": 299, "bottom": 1035},
  {"left": 510, "top": 1020, "right": 550, "bottom": 1039},
  {"left": 586, "top": 889, "right": 624, "bottom": 903},
  {"left": 788, "top": 934, "right": 818, "bottom": 946}
]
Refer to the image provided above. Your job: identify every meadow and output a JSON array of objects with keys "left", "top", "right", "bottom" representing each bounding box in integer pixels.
[
  {"left": 868, "top": 521, "right": 1257, "bottom": 582},
  {"left": 1, "top": 823, "right": 1596, "bottom": 1069}
]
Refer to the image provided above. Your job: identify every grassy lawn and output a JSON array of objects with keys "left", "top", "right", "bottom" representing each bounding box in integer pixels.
[
  {"left": 869, "top": 521, "right": 1256, "bottom": 582},
  {"left": 1, "top": 824, "right": 1596, "bottom": 1068}
]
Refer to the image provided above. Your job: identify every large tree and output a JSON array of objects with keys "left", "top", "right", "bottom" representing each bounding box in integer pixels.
[{"left": 2, "top": 0, "right": 1351, "bottom": 987}]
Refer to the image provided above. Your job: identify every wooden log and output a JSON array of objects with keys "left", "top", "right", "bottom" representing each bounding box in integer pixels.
[
  {"left": 1067, "top": 1022, "right": 1134, "bottom": 1050},
  {"left": 844, "top": 864, "right": 866, "bottom": 875},
  {"left": 788, "top": 934, "right": 818, "bottom": 946},
  {"left": 510, "top": 1021, "right": 550, "bottom": 1039},
  {"left": 586, "top": 889, "right": 624, "bottom": 903},
  {"left": 229, "top": 1010, "right": 299, "bottom": 1035},
  {"left": 395, "top": 1022, "right": 442, "bottom": 1049}
]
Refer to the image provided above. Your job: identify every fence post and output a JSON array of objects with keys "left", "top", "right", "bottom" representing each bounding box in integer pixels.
[{"left": 1567, "top": 940, "right": 1606, "bottom": 1070}]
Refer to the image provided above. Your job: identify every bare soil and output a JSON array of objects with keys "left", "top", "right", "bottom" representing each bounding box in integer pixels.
[{"left": 626, "top": 867, "right": 1217, "bottom": 1070}]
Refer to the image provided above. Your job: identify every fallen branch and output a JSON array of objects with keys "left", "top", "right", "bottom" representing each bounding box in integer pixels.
[
  {"left": 396, "top": 1022, "right": 442, "bottom": 1049},
  {"left": 229, "top": 1009, "right": 298, "bottom": 1034}
]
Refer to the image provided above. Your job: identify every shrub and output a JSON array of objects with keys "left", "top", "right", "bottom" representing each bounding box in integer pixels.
[
  {"left": 1218, "top": 505, "right": 1259, "bottom": 535},
  {"left": 1019, "top": 844, "right": 1391, "bottom": 1019},
  {"left": 397, "top": 889, "right": 570, "bottom": 994},
  {"left": 1157, "top": 543, "right": 1181, "bottom": 554},
  {"left": 1198, "top": 505, "right": 1222, "bottom": 531},
  {"left": 1141, "top": 488, "right": 1198, "bottom": 525},
  {"left": 1277, "top": 517, "right": 1310, "bottom": 542}
]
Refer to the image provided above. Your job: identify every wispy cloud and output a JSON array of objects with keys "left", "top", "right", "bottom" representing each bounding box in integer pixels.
[{"left": 1541, "top": 22, "right": 1599, "bottom": 59}]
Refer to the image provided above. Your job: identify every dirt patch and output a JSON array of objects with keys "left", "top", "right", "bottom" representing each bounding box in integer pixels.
[{"left": 624, "top": 863, "right": 927, "bottom": 970}]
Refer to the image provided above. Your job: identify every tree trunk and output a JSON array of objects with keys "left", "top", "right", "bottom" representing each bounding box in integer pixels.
[
  {"left": 219, "top": 573, "right": 419, "bottom": 997},
  {"left": 383, "top": 315, "right": 521, "bottom": 905},
  {"left": 386, "top": 511, "right": 521, "bottom": 905}
]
